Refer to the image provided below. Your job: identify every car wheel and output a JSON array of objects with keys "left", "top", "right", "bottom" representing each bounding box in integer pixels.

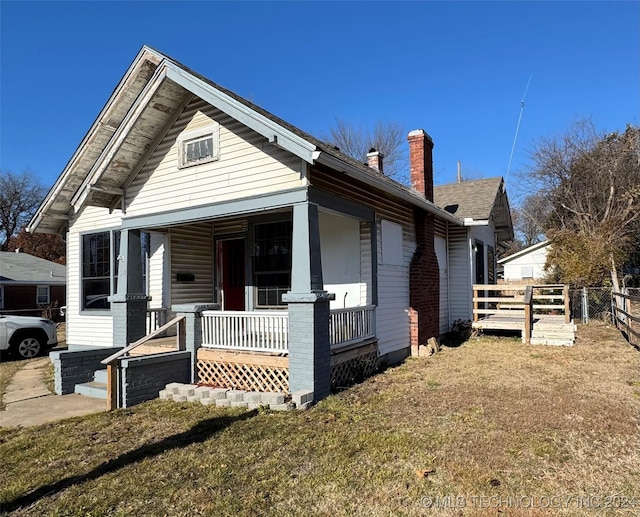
[{"left": 14, "top": 336, "right": 42, "bottom": 359}]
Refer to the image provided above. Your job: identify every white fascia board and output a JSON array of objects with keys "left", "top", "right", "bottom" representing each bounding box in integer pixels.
[
  {"left": 497, "top": 240, "right": 550, "bottom": 264},
  {"left": 70, "top": 67, "right": 168, "bottom": 210},
  {"left": 463, "top": 218, "right": 489, "bottom": 226},
  {"left": 165, "top": 64, "right": 317, "bottom": 163},
  {"left": 314, "top": 152, "right": 463, "bottom": 225},
  {"left": 28, "top": 48, "right": 164, "bottom": 233}
]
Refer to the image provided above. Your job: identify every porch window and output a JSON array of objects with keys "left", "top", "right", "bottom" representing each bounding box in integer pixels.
[
  {"left": 36, "top": 286, "right": 50, "bottom": 305},
  {"left": 82, "top": 231, "right": 118, "bottom": 311},
  {"left": 81, "top": 231, "right": 149, "bottom": 311},
  {"left": 178, "top": 124, "right": 220, "bottom": 168},
  {"left": 253, "top": 221, "right": 292, "bottom": 308}
]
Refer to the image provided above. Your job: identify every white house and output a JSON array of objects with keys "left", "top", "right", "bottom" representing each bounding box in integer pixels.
[
  {"left": 498, "top": 241, "right": 551, "bottom": 282},
  {"left": 28, "top": 47, "right": 513, "bottom": 407}
]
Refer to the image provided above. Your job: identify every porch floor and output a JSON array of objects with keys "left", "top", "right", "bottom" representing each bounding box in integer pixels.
[{"left": 129, "top": 336, "right": 180, "bottom": 356}]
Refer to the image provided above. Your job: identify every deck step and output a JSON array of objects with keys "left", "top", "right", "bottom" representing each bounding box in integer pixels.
[
  {"left": 532, "top": 330, "right": 576, "bottom": 338},
  {"left": 530, "top": 337, "right": 575, "bottom": 346},
  {"left": 75, "top": 381, "right": 108, "bottom": 399}
]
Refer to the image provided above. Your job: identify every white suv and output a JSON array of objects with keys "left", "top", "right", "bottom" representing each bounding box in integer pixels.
[{"left": 0, "top": 315, "right": 58, "bottom": 359}]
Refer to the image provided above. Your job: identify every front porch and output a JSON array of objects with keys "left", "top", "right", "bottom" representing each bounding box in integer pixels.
[
  {"left": 196, "top": 305, "right": 377, "bottom": 393},
  {"left": 91, "top": 304, "right": 378, "bottom": 408}
]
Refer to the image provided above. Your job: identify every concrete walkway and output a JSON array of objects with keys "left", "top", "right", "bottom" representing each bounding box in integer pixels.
[{"left": 0, "top": 357, "right": 105, "bottom": 428}]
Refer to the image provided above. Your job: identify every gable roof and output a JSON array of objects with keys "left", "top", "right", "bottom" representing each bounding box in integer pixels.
[
  {"left": 497, "top": 240, "right": 550, "bottom": 264},
  {"left": 433, "top": 177, "right": 513, "bottom": 242},
  {"left": 29, "top": 46, "right": 462, "bottom": 234},
  {"left": 0, "top": 252, "right": 66, "bottom": 285}
]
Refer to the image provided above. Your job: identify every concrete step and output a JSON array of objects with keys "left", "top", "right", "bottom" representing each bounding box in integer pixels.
[
  {"left": 94, "top": 369, "right": 108, "bottom": 384},
  {"left": 75, "top": 381, "right": 108, "bottom": 399}
]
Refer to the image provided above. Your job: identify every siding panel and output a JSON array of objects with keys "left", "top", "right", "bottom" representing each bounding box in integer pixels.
[{"left": 125, "top": 99, "right": 304, "bottom": 217}]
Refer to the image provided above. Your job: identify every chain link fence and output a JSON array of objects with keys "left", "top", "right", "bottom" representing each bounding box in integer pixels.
[{"left": 570, "top": 287, "right": 614, "bottom": 323}]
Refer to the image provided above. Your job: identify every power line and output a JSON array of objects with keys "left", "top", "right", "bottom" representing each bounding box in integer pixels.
[{"left": 505, "top": 74, "right": 533, "bottom": 185}]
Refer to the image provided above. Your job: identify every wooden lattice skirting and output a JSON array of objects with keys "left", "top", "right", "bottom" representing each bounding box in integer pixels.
[
  {"left": 330, "top": 342, "right": 379, "bottom": 391},
  {"left": 197, "top": 348, "right": 289, "bottom": 393}
]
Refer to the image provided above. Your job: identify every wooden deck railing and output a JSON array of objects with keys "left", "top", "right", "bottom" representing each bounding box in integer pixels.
[
  {"left": 101, "top": 315, "right": 186, "bottom": 410},
  {"left": 329, "top": 305, "right": 376, "bottom": 349},
  {"left": 472, "top": 284, "right": 571, "bottom": 345},
  {"left": 612, "top": 290, "right": 640, "bottom": 346},
  {"left": 473, "top": 284, "right": 570, "bottom": 322}
]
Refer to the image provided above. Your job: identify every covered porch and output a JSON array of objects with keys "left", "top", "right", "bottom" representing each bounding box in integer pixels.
[{"left": 102, "top": 191, "right": 380, "bottom": 407}]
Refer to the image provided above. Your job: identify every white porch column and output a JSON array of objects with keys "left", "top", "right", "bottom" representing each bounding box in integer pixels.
[
  {"left": 110, "top": 229, "right": 150, "bottom": 347},
  {"left": 283, "top": 202, "right": 335, "bottom": 401}
]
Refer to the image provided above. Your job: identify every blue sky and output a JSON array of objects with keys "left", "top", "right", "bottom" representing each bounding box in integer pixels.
[{"left": 1, "top": 1, "right": 638, "bottom": 205}]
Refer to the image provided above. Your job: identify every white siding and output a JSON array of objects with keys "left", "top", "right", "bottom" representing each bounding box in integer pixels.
[
  {"left": 435, "top": 236, "right": 449, "bottom": 334},
  {"left": 448, "top": 226, "right": 471, "bottom": 322},
  {"left": 125, "top": 98, "right": 304, "bottom": 217},
  {"left": 375, "top": 218, "right": 417, "bottom": 357},
  {"left": 66, "top": 206, "right": 122, "bottom": 347},
  {"left": 503, "top": 244, "right": 550, "bottom": 281}
]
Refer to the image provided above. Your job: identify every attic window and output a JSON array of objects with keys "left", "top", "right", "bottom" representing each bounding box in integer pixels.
[{"left": 178, "top": 124, "right": 220, "bottom": 168}]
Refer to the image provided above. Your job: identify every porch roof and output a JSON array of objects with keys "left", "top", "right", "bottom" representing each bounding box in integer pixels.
[{"left": 28, "top": 46, "right": 464, "bottom": 235}]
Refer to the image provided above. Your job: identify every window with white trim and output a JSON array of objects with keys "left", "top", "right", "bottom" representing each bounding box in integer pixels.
[
  {"left": 178, "top": 124, "right": 220, "bottom": 168},
  {"left": 36, "top": 285, "right": 50, "bottom": 305},
  {"left": 81, "top": 230, "right": 150, "bottom": 311}
]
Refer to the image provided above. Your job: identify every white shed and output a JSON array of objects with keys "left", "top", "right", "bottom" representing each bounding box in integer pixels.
[{"left": 498, "top": 241, "right": 551, "bottom": 281}]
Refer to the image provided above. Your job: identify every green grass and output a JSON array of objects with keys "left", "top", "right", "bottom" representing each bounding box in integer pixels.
[{"left": 1, "top": 322, "right": 639, "bottom": 516}]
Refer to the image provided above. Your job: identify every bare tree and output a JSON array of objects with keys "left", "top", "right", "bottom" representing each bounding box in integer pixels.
[
  {"left": 0, "top": 170, "right": 45, "bottom": 251},
  {"left": 514, "top": 193, "right": 548, "bottom": 247},
  {"left": 529, "top": 120, "right": 640, "bottom": 287},
  {"left": 322, "top": 118, "right": 408, "bottom": 182}
]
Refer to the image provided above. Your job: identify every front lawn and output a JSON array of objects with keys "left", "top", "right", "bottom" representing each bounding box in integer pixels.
[{"left": 1, "top": 322, "right": 638, "bottom": 516}]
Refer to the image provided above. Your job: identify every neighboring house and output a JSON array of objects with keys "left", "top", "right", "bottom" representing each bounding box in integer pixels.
[
  {"left": 28, "top": 47, "right": 512, "bottom": 406},
  {"left": 497, "top": 241, "right": 551, "bottom": 282},
  {"left": 0, "top": 250, "right": 66, "bottom": 316},
  {"left": 433, "top": 178, "right": 514, "bottom": 324}
]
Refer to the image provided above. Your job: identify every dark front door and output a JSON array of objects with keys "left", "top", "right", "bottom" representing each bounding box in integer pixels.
[{"left": 219, "top": 239, "right": 245, "bottom": 310}]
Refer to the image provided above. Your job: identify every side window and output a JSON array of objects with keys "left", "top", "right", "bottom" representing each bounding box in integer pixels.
[{"left": 36, "top": 286, "right": 50, "bottom": 305}]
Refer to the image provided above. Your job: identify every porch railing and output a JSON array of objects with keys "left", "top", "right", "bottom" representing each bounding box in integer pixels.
[
  {"left": 201, "top": 310, "right": 289, "bottom": 353},
  {"left": 329, "top": 305, "right": 376, "bottom": 349},
  {"left": 200, "top": 305, "right": 377, "bottom": 353},
  {"left": 146, "top": 308, "right": 168, "bottom": 334}
]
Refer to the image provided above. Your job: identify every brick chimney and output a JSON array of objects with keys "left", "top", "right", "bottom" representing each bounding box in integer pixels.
[
  {"left": 366, "top": 148, "right": 383, "bottom": 173},
  {"left": 407, "top": 129, "right": 434, "bottom": 202}
]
